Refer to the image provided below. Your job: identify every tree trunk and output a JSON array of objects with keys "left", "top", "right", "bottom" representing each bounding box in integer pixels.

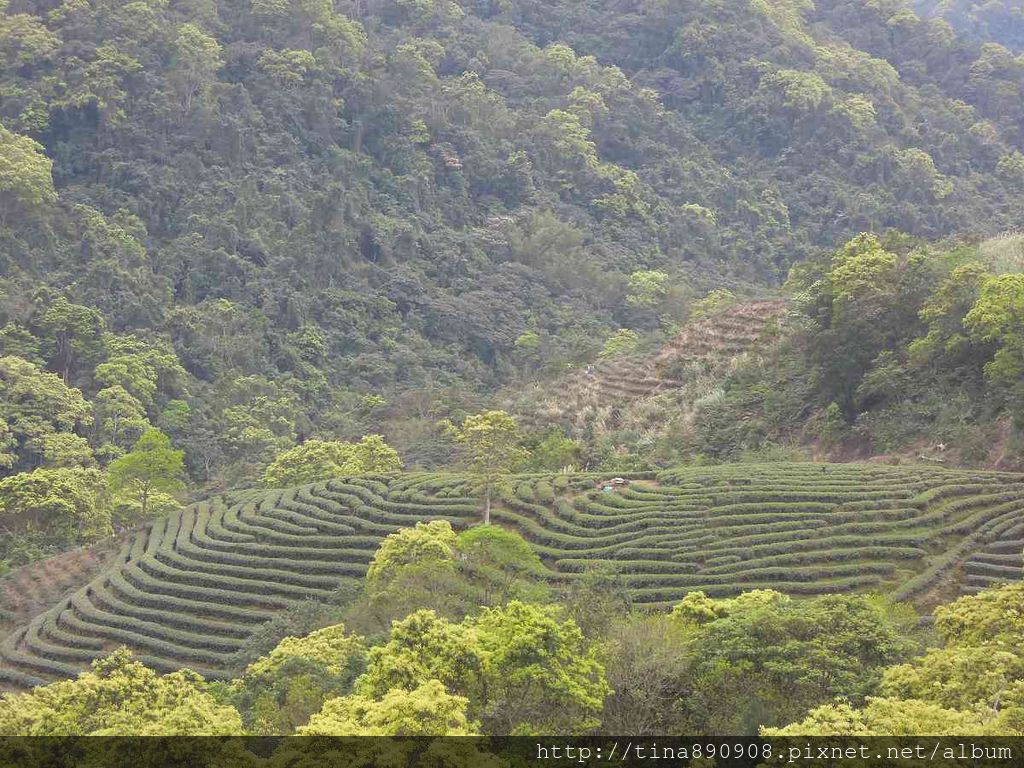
[
  {"left": 353, "top": 120, "right": 366, "bottom": 154},
  {"left": 484, "top": 486, "right": 491, "bottom": 525}
]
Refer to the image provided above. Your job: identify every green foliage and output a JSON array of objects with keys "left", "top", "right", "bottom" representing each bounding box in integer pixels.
[
  {"left": 0, "top": 467, "right": 110, "bottom": 553},
  {"left": 94, "top": 385, "right": 149, "bottom": 450},
  {"left": 673, "top": 590, "right": 918, "bottom": 734},
  {"left": 997, "top": 152, "right": 1024, "bottom": 185},
  {"left": 829, "top": 234, "right": 899, "bottom": 306},
  {"left": 762, "top": 68, "right": 832, "bottom": 112},
  {"left": 365, "top": 520, "right": 457, "bottom": 591},
  {"left": 94, "top": 340, "right": 186, "bottom": 413},
  {"left": 446, "top": 411, "right": 529, "bottom": 523},
  {"left": 0, "top": 356, "right": 92, "bottom": 470},
  {"left": 171, "top": 23, "right": 222, "bottom": 114},
  {"left": 695, "top": 233, "right": 1024, "bottom": 459},
  {"left": 262, "top": 436, "right": 402, "bottom": 487},
  {"left": 349, "top": 435, "right": 403, "bottom": 475},
  {"left": 233, "top": 624, "right": 367, "bottom": 734},
  {"left": 298, "top": 679, "right": 475, "bottom": 735},
  {"left": 356, "top": 609, "right": 479, "bottom": 699},
  {"left": 934, "top": 579, "right": 1024, "bottom": 647},
  {"left": 769, "top": 581, "right": 1024, "bottom": 735},
  {"left": 818, "top": 401, "right": 848, "bottom": 445},
  {"left": 0, "top": 124, "right": 54, "bottom": 223},
  {"left": 356, "top": 601, "right": 609, "bottom": 735},
  {"left": 513, "top": 331, "right": 543, "bottom": 373},
  {"left": 107, "top": 428, "right": 185, "bottom": 519},
  {"left": 471, "top": 600, "right": 610, "bottom": 734},
  {"left": 0, "top": 649, "right": 241, "bottom": 735},
  {"left": 513, "top": 331, "right": 541, "bottom": 354},
  {"left": 599, "top": 329, "right": 640, "bottom": 358},
  {"left": 157, "top": 399, "right": 191, "bottom": 436},
  {"left": 909, "top": 260, "right": 991, "bottom": 368},
  {"left": 453, "top": 524, "right": 550, "bottom": 607},
  {"left": 764, "top": 697, "right": 989, "bottom": 735},
  {"left": 356, "top": 519, "right": 548, "bottom": 629},
  {"left": 626, "top": 270, "right": 669, "bottom": 308},
  {"left": 964, "top": 273, "right": 1024, "bottom": 386},
  {"left": 527, "top": 428, "right": 580, "bottom": 471},
  {"left": 359, "top": 394, "right": 387, "bottom": 411},
  {"left": 35, "top": 298, "right": 105, "bottom": 385},
  {"left": 39, "top": 432, "right": 95, "bottom": 468}
]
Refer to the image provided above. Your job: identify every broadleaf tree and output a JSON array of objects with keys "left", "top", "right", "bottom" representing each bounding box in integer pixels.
[
  {"left": 107, "top": 428, "right": 185, "bottom": 520},
  {"left": 444, "top": 411, "right": 528, "bottom": 524}
]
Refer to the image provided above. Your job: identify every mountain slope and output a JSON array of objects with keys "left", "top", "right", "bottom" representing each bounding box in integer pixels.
[
  {"left": 914, "top": 0, "right": 1024, "bottom": 51},
  {"left": 2, "top": 0, "right": 1024, "bottom": 491}
]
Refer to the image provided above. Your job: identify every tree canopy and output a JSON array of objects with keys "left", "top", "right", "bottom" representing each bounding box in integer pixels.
[
  {"left": 445, "top": 411, "right": 528, "bottom": 524},
  {"left": 0, "top": 649, "right": 241, "bottom": 735},
  {"left": 767, "top": 581, "right": 1024, "bottom": 735},
  {"left": 262, "top": 435, "right": 401, "bottom": 487}
]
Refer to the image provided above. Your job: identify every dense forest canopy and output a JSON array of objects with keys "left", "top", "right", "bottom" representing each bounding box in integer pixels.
[
  {"left": 915, "top": 0, "right": 1024, "bottom": 52},
  {"left": 2, "top": 0, "right": 1024, "bottom": 560}
]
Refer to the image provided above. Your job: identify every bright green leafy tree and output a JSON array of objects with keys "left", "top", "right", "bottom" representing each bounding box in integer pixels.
[
  {"left": 356, "top": 601, "right": 609, "bottom": 735},
  {"left": 0, "top": 124, "right": 55, "bottom": 225},
  {"left": 0, "top": 466, "right": 110, "bottom": 553},
  {"left": 528, "top": 427, "right": 580, "bottom": 471},
  {"left": 670, "top": 590, "right": 917, "bottom": 734},
  {"left": 39, "top": 432, "right": 95, "bottom": 468},
  {"left": 767, "top": 581, "right": 1024, "bottom": 735},
  {"left": 445, "top": 411, "right": 528, "bottom": 524},
  {"left": 599, "top": 328, "right": 639, "bottom": 358},
  {"left": 0, "top": 649, "right": 242, "bottom": 735},
  {"left": 107, "top": 428, "right": 185, "bottom": 519},
  {"left": 453, "top": 524, "right": 550, "bottom": 607},
  {"left": 298, "top": 680, "right": 475, "bottom": 736},
  {"left": 763, "top": 697, "right": 990, "bottom": 736},
  {"left": 357, "top": 520, "right": 548, "bottom": 628},
  {"left": 965, "top": 273, "right": 1024, "bottom": 387},
  {"left": 232, "top": 624, "right": 367, "bottom": 734},
  {"left": 365, "top": 520, "right": 457, "bottom": 590},
  {"left": 0, "top": 355, "right": 92, "bottom": 469},
  {"left": 261, "top": 435, "right": 401, "bottom": 487},
  {"left": 35, "top": 297, "right": 105, "bottom": 385},
  {"left": 626, "top": 270, "right": 669, "bottom": 308}
]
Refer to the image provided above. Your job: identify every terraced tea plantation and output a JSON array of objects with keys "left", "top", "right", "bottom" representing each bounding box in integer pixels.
[
  {"left": 515, "top": 300, "right": 786, "bottom": 433},
  {"left": 2, "top": 463, "right": 1023, "bottom": 688},
  {"left": 961, "top": 528, "right": 1024, "bottom": 595}
]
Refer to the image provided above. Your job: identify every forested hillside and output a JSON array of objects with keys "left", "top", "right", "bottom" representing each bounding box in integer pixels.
[
  {"left": 915, "top": 0, "right": 1024, "bottom": 51},
  {"left": 3, "top": 0, "right": 1024, "bottom": 566}
]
